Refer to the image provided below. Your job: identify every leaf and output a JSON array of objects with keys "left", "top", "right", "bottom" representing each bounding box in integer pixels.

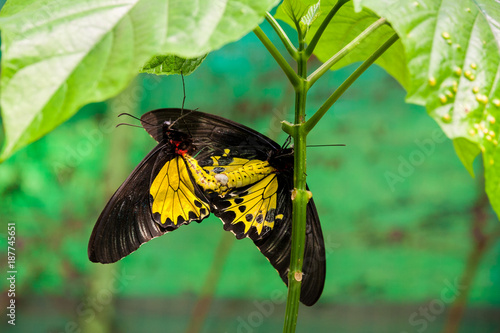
[
  {"left": 453, "top": 137, "right": 480, "bottom": 177},
  {"left": 276, "top": 0, "right": 320, "bottom": 27},
  {"left": 300, "top": 1, "right": 321, "bottom": 33},
  {"left": 140, "top": 54, "right": 207, "bottom": 76},
  {"left": 353, "top": 0, "right": 500, "bottom": 216},
  {"left": 474, "top": 0, "right": 500, "bottom": 50},
  {"left": 484, "top": 148, "right": 500, "bottom": 218},
  {"left": 0, "top": 0, "right": 279, "bottom": 162},
  {"left": 275, "top": 1, "right": 410, "bottom": 89}
]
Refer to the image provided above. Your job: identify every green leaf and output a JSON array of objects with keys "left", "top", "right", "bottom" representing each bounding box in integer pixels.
[
  {"left": 0, "top": 0, "right": 279, "bottom": 162},
  {"left": 276, "top": 0, "right": 320, "bottom": 27},
  {"left": 275, "top": 1, "right": 410, "bottom": 89},
  {"left": 140, "top": 54, "right": 207, "bottom": 76},
  {"left": 353, "top": 0, "right": 500, "bottom": 217},
  {"left": 453, "top": 138, "right": 480, "bottom": 177},
  {"left": 484, "top": 148, "right": 500, "bottom": 218},
  {"left": 299, "top": 1, "right": 321, "bottom": 33}
]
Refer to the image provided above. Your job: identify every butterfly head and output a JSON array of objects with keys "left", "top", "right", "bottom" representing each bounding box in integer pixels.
[{"left": 162, "top": 120, "right": 194, "bottom": 156}]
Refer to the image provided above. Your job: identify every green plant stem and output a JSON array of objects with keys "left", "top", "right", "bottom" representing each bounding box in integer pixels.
[
  {"left": 307, "top": 17, "right": 388, "bottom": 88},
  {"left": 304, "top": 32, "right": 399, "bottom": 134},
  {"left": 253, "top": 26, "right": 300, "bottom": 87},
  {"left": 260, "top": 11, "right": 400, "bottom": 333},
  {"left": 282, "top": 29, "right": 309, "bottom": 333},
  {"left": 265, "top": 12, "right": 298, "bottom": 59},
  {"left": 305, "top": 0, "right": 350, "bottom": 57}
]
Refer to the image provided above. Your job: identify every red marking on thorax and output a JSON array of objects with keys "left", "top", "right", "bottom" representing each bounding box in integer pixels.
[{"left": 171, "top": 139, "right": 188, "bottom": 156}]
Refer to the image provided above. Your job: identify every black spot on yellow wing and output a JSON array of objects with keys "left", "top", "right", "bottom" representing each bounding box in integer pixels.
[
  {"left": 150, "top": 156, "right": 210, "bottom": 226},
  {"left": 214, "top": 174, "right": 283, "bottom": 238},
  {"left": 212, "top": 167, "right": 225, "bottom": 173}
]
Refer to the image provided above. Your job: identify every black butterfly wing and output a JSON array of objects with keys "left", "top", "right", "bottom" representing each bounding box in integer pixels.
[
  {"left": 88, "top": 143, "right": 210, "bottom": 263},
  {"left": 255, "top": 182, "right": 326, "bottom": 307},
  {"left": 300, "top": 197, "right": 326, "bottom": 306},
  {"left": 141, "top": 108, "right": 279, "bottom": 161}
]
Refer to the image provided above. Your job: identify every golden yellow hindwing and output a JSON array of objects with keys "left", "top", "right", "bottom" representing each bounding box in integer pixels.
[
  {"left": 223, "top": 174, "right": 283, "bottom": 235},
  {"left": 150, "top": 156, "right": 210, "bottom": 225}
]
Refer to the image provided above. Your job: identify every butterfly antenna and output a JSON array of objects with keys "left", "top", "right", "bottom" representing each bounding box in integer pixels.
[
  {"left": 282, "top": 136, "right": 292, "bottom": 149},
  {"left": 181, "top": 72, "right": 186, "bottom": 113},
  {"left": 118, "top": 112, "right": 155, "bottom": 127},
  {"left": 167, "top": 73, "right": 195, "bottom": 138},
  {"left": 116, "top": 123, "right": 144, "bottom": 129},
  {"left": 180, "top": 72, "right": 193, "bottom": 136},
  {"left": 118, "top": 113, "right": 141, "bottom": 121},
  {"left": 179, "top": 73, "right": 193, "bottom": 137}
]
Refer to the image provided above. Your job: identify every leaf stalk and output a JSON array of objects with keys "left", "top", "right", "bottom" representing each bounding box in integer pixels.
[
  {"left": 307, "top": 17, "right": 388, "bottom": 89},
  {"left": 253, "top": 26, "right": 300, "bottom": 87},
  {"left": 265, "top": 12, "right": 299, "bottom": 59},
  {"left": 304, "top": 33, "right": 399, "bottom": 134},
  {"left": 305, "top": 0, "right": 350, "bottom": 57}
]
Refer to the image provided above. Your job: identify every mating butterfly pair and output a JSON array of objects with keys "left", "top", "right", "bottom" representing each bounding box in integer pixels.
[{"left": 88, "top": 109, "right": 325, "bottom": 306}]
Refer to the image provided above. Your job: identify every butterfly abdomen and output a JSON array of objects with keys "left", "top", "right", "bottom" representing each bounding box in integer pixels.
[
  {"left": 183, "top": 154, "right": 222, "bottom": 192},
  {"left": 224, "top": 160, "right": 276, "bottom": 188},
  {"left": 184, "top": 154, "right": 277, "bottom": 196}
]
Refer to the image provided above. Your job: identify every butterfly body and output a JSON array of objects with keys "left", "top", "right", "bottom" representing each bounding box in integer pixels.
[
  {"left": 89, "top": 108, "right": 326, "bottom": 306},
  {"left": 182, "top": 153, "right": 276, "bottom": 196}
]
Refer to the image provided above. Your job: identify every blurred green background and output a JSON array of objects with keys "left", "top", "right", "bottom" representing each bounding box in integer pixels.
[{"left": 1, "top": 16, "right": 500, "bottom": 333}]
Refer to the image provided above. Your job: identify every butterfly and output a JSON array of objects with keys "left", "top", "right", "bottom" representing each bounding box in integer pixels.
[{"left": 88, "top": 108, "right": 326, "bottom": 306}]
